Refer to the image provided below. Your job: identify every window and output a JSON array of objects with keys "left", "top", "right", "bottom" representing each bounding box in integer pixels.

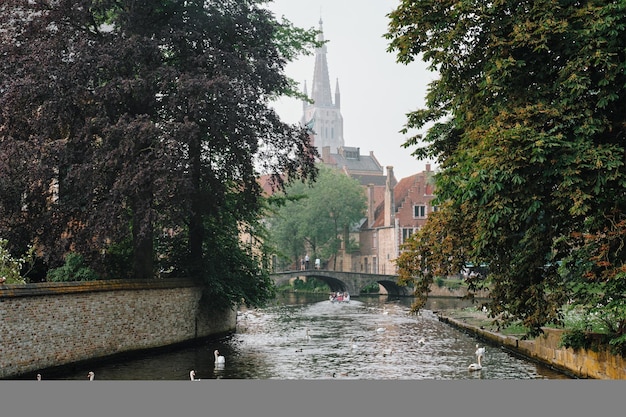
[
  {"left": 401, "top": 228, "right": 416, "bottom": 243},
  {"left": 413, "top": 205, "right": 426, "bottom": 218}
]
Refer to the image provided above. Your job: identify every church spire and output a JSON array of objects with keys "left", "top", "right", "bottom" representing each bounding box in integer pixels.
[
  {"left": 310, "top": 18, "right": 333, "bottom": 107},
  {"left": 300, "top": 18, "right": 344, "bottom": 155}
]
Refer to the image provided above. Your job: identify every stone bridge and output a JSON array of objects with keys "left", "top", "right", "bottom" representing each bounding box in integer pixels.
[{"left": 270, "top": 270, "right": 411, "bottom": 297}]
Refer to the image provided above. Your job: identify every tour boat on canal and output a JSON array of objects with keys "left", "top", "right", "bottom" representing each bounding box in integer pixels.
[{"left": 329, "top": 292, "right": 350, "bottom": 303}]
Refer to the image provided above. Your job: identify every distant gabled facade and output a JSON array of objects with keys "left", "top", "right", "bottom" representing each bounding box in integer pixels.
[{"left": 357, "top": 164, "right": 436, "bottom": 275}]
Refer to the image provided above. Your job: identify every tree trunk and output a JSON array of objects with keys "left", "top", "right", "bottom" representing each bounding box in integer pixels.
[
  {"left": 132, "top": 197, "right": 154, "bottom": 280},
  {"left": 187, "top": 134, "right": 204, "bottom": 277}
]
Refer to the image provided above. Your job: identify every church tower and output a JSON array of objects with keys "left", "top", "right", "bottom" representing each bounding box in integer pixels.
[{"left": 301, "top": 18, "right": 344, "bottom": 155}]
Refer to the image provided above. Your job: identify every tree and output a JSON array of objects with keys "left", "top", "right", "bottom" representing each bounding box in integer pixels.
[
  {"left": 0, "top": 0, "right": 319, "bottom": 308},
  {"left": 267, "top": 166, "right": 367, "bottom": 269},
  {"left": 386, "top": 1, "right": 626, "bottom": 345}
]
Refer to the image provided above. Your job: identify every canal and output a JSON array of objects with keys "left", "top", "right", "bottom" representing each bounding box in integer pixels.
[{"left": 32, "top": 293, "right": 572, "bottom": 380}]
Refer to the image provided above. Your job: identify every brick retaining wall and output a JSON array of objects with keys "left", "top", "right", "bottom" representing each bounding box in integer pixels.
[{"left": 0, "top": 279, "right": 236, "bottom": 379}]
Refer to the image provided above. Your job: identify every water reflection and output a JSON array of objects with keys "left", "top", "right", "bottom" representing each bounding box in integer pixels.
[{"left": 30, "top": 294, "right": 572, "bottom": 380}]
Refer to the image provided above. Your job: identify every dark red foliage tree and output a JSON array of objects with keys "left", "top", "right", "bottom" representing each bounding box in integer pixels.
[{"left": 0, "top": 0, "right": 318, "bottom": 307}]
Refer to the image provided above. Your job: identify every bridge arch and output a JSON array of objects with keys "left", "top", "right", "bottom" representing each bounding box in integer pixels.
[{"left": 270, "top": 270, "right": 411, "bottom": 297}]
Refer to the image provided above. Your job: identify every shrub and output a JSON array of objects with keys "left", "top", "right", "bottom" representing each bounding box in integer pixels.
[
  {"left": 0, "top": 238, "right": 35, "bottom": 284},
  {"left": 46, "top": 252, "right": 100, "bottom": 282},
  {"left": 559, "top": 328, "right": 594, "bottom": 350}
]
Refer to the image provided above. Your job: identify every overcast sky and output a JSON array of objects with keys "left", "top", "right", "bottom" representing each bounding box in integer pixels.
[{"left": 264, "top": 0, "right": 438, "bottom": 180}]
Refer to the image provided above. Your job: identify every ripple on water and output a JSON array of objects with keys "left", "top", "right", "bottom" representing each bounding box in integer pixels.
[{"left": 42, "top": 295, "right": 572, "bottom": 380}]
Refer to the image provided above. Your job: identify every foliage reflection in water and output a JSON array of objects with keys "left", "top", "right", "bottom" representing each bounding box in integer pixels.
[{"left": 42, "top": 294, "right": 572, "bottom": 380}]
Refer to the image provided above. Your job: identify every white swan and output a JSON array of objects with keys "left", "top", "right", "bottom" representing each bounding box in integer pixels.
[
  {"left": 88, "top": 371, "right": 95, "bottom": 381},
  {"left": 305, "top": 327, "right": 311, "bottom": 341},
  {"left": 36, "top": 373, "right": 42, "bottom": 381},
  {"left": 469, "top": 344, "right": 485, "bottom": 371},
  {"left": 214, "top": 349, "right": 225, "bottom": 365},
  {"left": 190, "top": 370, "right": 201, "bottom": 381},
  {"left": 376, "top": 327, "right": 386, "bottom": 333}
]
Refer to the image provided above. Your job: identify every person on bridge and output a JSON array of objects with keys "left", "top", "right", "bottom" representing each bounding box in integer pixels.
[
  {"left": 305, "top": 254, "right": 310, "bottom": 270},
  {"left": 300, "top": 258, "right": 305, "bottom": 271},
  {"left": 315, "top": 258, "right": 320, "bottom": 269}
]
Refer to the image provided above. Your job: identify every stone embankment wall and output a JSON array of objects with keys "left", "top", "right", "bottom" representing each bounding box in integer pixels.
[
  {"left": 426, "top": 284, "right": 490, "bottom": 298},
  {"left": 439, "top": 315, "right": 626, "bottom": 379},
  {"left": 376, "top": 283, "right": 490, "bottom": 298},
  {"left": 0, "top": 279, "right": 236, "bottom": 379}
]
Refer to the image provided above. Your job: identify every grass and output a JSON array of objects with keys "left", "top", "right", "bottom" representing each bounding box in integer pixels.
[
  {"left": 444, "top": 303, "right": 613, "bottom": 340},
  {"left": 435, "top": 277, "right": 465, "bottom": 291}
]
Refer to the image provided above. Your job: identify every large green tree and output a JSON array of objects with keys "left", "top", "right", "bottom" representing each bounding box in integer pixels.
[
  {"left": 0, "top": 0, "right": 319, "bottom": 308},
  {"left": 267, "top": 165, "right": 367, "bottom": 269},
  {"left": 387, "top": 1, "right": 626, "bottom": 345}
]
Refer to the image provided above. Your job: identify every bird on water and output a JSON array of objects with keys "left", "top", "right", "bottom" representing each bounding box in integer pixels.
[
  {"left": 468, "top": 344, "right": 485, "bottom": 371},
  {"left": 214, "top": 349, "right": 225, "bottom": 365}
]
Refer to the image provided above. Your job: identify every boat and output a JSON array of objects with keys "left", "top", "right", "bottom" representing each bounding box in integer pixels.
[{"left": 330, "top": 292, "right": 350, "bottom": 303}]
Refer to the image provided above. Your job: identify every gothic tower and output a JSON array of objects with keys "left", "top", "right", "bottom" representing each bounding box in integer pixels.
[{"left": 301, "top": 18, "right": 344, "bottom": 155}]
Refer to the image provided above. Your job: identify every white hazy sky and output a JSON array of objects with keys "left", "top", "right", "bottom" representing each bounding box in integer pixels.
[{"left": 264, "top": 0, "right": 438, "bottom": 180}]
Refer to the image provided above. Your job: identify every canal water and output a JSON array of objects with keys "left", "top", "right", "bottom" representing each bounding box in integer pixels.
[{"left": 35, "top": 294, "right": 572, "bottom": 380}]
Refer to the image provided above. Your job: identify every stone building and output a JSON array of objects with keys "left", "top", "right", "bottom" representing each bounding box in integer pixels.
[
  {"left": 298, "top": 19, "right": 436, "bottom": 275},
  {"left": 262, "top": 18, "right": 437, "bottom": 276},
  {"left": 301, "top": 18, "right": 344, "bottom": 157},
  {"left": 302, "top": 19, "right": 392, "bottom": 223}
]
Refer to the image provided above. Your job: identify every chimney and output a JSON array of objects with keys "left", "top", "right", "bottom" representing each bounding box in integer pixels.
[
  {"left": 426, "top": 163, "right": 431, "bottom": 172},
  {"left": 367, "top": 184, "right": 375, "bottom": 228},
  {"left": 384, "top": 166, "right": 395, "bottom": 227},
  {"left": 322, "top": 146, "right": 331, "bottom": 162}
]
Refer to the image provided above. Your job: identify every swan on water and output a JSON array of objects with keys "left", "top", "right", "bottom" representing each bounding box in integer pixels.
[
  {"left": 88, "top": 371, "right": 95, "bottom": 381},
  {"left": 376, "top": 327, "right": 386, "bottom": 333},
  {"left": 304, "top": 327, "right": 311, "bottom": 341},
  {"left": 469, "top": 344, "right": 485, "bottom": 371},
  {"left": 214, "top": 349, "right": 225, "bottom": 365},
  {"left": 36, "top": 373, "right": 42, "bottom": 381},
  {"left": 190, "top": 370, "right": 201, "bottom": 381}
]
